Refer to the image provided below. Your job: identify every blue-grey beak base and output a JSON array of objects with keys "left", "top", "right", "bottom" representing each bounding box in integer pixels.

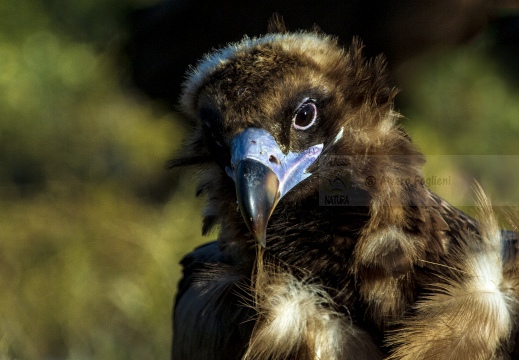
[{"left": 226, "top": 128, "right": 323, "bottom": 246}]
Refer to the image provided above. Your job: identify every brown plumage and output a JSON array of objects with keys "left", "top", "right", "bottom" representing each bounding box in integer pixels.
[{"left": 171, "top": 26, "right": 519, "bottom": 360}]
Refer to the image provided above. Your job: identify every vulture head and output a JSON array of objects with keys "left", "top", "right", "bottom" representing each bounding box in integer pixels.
[
  {"left": 175, "top": 32, "right": 426, "bottom": 252},
  {"left": 171, "top": 29, "right": 519, "bottom": 360}
]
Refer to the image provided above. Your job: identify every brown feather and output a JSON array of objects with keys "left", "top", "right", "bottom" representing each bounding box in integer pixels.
[{"left": 387, "top": 187, "right": 517, "bottom": 360}]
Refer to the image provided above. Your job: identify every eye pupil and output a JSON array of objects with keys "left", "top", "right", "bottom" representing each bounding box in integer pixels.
[{"left": 293, "top": 102, "right": 317, "bottom": 130}]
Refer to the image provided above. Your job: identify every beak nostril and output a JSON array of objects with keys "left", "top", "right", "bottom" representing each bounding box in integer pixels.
[{"left": 269, "top": 155, "right": 280, "bottom": 165}]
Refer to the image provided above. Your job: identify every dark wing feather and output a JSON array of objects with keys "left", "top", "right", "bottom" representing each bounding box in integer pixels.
[{"left": 172, "top": 242, "right": 254, "bottom": 360}]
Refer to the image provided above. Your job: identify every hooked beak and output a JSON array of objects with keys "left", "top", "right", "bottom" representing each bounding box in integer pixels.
[{"left": 226, "top": 128, "right": 323, "bottom": 247}]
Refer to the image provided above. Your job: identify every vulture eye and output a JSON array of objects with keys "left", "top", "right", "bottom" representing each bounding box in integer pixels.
[{"left": 293, "top": 100, "right": 317, "bottom": 130}]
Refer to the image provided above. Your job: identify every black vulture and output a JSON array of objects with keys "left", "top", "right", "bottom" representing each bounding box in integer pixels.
[{"left": 170, "top": 24, "right": 519, "bottom": 359}]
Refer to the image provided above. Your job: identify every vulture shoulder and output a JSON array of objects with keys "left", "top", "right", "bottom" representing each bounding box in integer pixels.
[{"left": 172, "top": 242, "right": 254, "bottom": 360}]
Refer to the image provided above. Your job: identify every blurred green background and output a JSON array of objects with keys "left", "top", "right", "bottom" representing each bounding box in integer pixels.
[
  {"left": 0, "top": 0, "right": 518, "bottom": 359},
  {"left": 0, "top": 0, "right": 207, "bottom": 358}
]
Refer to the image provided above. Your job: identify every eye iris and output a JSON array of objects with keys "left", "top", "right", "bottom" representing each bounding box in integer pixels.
[{"left": 294, "top": 103, "right": 316, "bottom": 129}]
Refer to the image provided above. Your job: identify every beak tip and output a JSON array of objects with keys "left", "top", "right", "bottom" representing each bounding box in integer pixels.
[
  {"left": 250, "top": 225, "right": 267, "bottom": 248},
  {"left": 257, "top": 235, "right": 267, "bottom": 248}
]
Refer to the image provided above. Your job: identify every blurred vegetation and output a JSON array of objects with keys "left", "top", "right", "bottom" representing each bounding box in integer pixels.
[
  {"left": 0, "top": 0, "right": 518, "bottom": 359},
  {"left": 0, "top": 0, "right": 206, "bottom": 359}
]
